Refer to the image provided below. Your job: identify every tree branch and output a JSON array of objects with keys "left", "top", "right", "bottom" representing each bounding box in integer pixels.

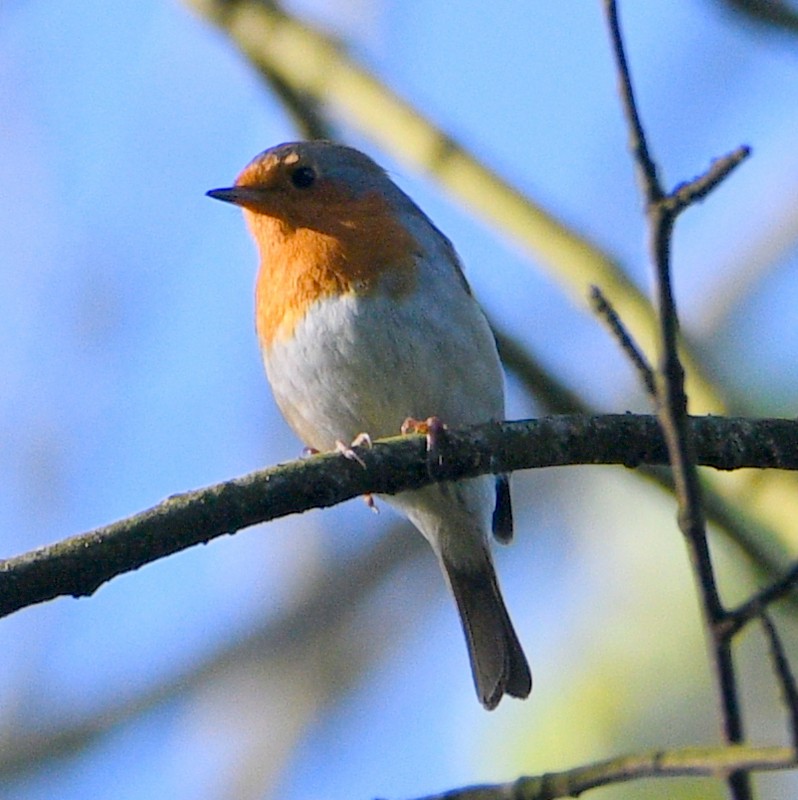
[
  {"left": 402, "top": 744, "right": 796, "bottom": 800},
  {"left": 721, "top": 0, "right": 798, "bottom": 35},
  {"left": 2, "top": 414, "right": 797, "bottom": 620},
  {"left": 760, "top": 613, "right": 798, "bottom": 751},
  {"left": 589, "top": 285, "right": 656, "bottom": 396},
  {"left": 667, "top": 146, "right": 751, "bottom": 212},
  {"left": 603, "top": 3, "right": 754, "bottom": 796},
  {"left": 725, "top": 562, "right": 798, "bottom": 636}
]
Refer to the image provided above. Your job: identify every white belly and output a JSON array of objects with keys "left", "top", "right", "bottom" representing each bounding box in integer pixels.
[{"left": 262, "top": 284, "right": 504, "bottom": 452}]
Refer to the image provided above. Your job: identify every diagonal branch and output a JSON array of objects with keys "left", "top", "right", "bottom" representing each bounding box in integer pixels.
[
  {"left": 667, "top": 147, "right": 751, "bottom": 212},
  {"left": 721, "top": 0, "right": 798, "bottom": 34},
  {"left": 760, "top": 613, "right": 798, "bottom": 751},
  {"left": 589, "top": 285, "right": 656, "bottom": 396},
  {"left": 724, "top": 561, "right": 798, "bottom": 636}
]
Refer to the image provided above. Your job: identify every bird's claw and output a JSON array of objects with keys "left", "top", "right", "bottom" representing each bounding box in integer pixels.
[
  {"left": 335, "top": 433, "right": 372, "bottom": 469},
  {"left": 363, "top": 493, "right": 379, "bottom": 513}
]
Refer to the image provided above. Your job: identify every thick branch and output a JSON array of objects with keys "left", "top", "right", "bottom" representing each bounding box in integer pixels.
[{"left": 1, "top": 414, "right": 797, "bottom": 619}]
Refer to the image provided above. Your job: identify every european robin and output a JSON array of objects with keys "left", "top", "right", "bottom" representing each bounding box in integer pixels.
[{"left": 207, "top": 141, "right": 531, "bottom": 709}]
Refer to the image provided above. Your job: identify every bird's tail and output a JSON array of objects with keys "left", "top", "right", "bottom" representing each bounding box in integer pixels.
[{"left": 442, "top": 551, "right": 531, "bottom": 710}]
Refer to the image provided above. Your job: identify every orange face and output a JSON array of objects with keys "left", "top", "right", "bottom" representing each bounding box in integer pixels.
[{"left": 213, "top": 144, "right": 421, "bottom": 346}]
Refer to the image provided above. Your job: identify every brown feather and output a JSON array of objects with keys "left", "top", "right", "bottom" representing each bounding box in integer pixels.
[{"left": 443, "top": 550, "right": 531, "bottom": 710}]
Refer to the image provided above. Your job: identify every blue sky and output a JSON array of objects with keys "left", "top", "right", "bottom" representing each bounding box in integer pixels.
[{"left": 2, "top": 2, "right": 798, "bottom": 799}]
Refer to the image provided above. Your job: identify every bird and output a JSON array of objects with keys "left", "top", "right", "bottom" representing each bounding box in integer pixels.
[{"left": 207, "top": 141, "right": 531, "bottom": 710}]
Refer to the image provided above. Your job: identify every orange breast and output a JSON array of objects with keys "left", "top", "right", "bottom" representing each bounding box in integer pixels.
[{"left": 251, "top": 193, "right": 420, "bottom": 347}]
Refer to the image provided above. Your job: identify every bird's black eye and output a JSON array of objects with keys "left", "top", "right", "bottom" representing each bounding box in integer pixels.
[{"left": 290, "top": 166, "right": 316, "bottom": 189}]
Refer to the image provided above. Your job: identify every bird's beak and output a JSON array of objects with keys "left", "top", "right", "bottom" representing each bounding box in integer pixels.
[
  {"left": 206, "top": 186, "right": 271, "bottom": 208},
  {"left": 207, "top": 186, "right": 244, "bottom": 205}
]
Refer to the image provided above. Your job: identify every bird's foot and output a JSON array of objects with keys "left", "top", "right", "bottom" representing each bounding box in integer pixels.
[
  {"left": 335, "top": 433, "right": 372, "bottom": 469},
  {"left": 401, "top": 416, "right": 446, "bottom": 445},
  {"left": 401, "top": 416, "right": 448, "bottom": 477},
  {"left": 363, "top": 492, "right": 379, "bottom": 513}
]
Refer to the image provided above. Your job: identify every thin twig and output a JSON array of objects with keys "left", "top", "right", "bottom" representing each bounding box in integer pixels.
[
  {"left": 667, "top": 146, "right": 751, "bottom": 213},
  {"left": 603, "top": 0, "right": 660, "bottom": 202},
  {"left": 760, "top": 612, "right": 798, "bottom": 751},
  {"left": 589, "top": 285, "right": 656, "bottom": 396},
  {"left": 603, "top": 3, "right": 751, "bottom": 797},
  {"left": 724, "top": 561, "right": 798, "bottom": 636}
]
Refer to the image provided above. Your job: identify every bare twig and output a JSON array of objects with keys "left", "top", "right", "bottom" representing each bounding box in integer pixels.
[
  {"left": 604, "top": 3, "right": 661, "bottom": 204},
  {"left": 667, "top": 147, "right": 752, "bottom": 213},
  {"left": 603, "top": 2, "right": 753, "bottom": 797},
  {"left": 760, "top": 613, "right": 798, "bottom": 751},
  {"left": 725, "top": 561, "right": 798, "bottom": 636},
  {"left": 589, "top": 285, "right": 656, "bottom": 396}
]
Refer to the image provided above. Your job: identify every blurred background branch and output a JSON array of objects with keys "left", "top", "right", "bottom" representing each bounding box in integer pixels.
[
  {"left": 720, "top": 0, "right": 798, "bottom": 34},
  {"left": 0, "top": 529, "right": 423, "bottom": 785}
]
